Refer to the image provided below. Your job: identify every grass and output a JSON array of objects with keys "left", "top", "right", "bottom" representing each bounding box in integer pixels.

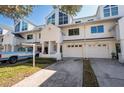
[
  {"left": 83, "top": 59, "right": 99, "bottom": 87},
  {"left": 0, "top": 58, "right": 56, "bottom": 87}
]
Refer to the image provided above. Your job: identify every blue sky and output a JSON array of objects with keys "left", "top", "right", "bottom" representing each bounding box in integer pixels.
[{"left": 0, "top": 5, "right": 98, "bottom": 27}]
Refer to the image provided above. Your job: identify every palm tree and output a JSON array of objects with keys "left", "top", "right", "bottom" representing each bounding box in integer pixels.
[{"left": 53, "top": 5, "right": 82, "bottom": 16}]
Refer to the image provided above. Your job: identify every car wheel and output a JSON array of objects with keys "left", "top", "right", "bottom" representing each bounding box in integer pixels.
[{"left": 9, "top": 57, "right": 17, "bottom": 64}]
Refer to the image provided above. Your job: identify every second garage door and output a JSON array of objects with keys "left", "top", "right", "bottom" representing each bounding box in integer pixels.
[{"left": 85, "top": 43, "right": 109, "bottom": 58}]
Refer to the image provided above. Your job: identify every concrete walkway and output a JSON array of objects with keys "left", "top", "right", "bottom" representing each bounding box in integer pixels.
[
  {"left": 12, "top": 58, "right": 83, "bottom": 87},
  {"left": 90, "top": 58, "right": 124, "bottom": 87}
]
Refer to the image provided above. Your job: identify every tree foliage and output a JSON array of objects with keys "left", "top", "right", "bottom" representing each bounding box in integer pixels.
[
  {"left": 0, "top": 5, "right": 33, "bottom": 20},
  {"left": 53, "top": 5, "right": 82, "bottom": 16}
]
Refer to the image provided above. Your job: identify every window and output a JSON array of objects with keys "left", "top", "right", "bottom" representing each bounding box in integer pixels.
[
  {"left": 0, "top": 28, "right": 3, "bottom": 34},
  {"left": 1, "top": 38, "right": 3, "bottom": 42},
  {"left": 111, "top": 6, "right": 118, "bottom": 16},
  {"left": 98, "top": 44, "right": 101, "bottom": 47},
  {"left": 75, "top": 45, "right": 78, "bottom": 47},
  {"left": 98, "top": 25, "right": 104, "bottom": 33},
  {"left": 88, "top": 19, "right": 94, "bottom": 21},
  {"left": 59, "top": 12, "right": 68, "bottom": 25},
  {"left": 103, "top": 5, "right": 118, "bottom": 17},
  {"left": 68, "top": 28, "right": 79, "bottom": 36},
  {"left": 39, "top": 33, "right": 41, "bottom": 39},
  {"left": 75, "top": 21, "right": 81, "bottom": 23},
  {"left": 27, "top": 34, "right": 33, "bottom": 40},
  {"left": 47, "top": 14, "right": 55, "bottom": 25},
  {"left": 67, "top": 45, "right": 70, "bottom": 47},
  {"left": 104, "top": 8, "right": 110, "bottom": 17},
  {"left": 22, "top": 21, "right": 28, "bottom": 31},
  {"left": 71, "top": 45, "right": 74, "bottom": 47},
  {"left": 103, "top": 44, "right": 106, "bottom": 46},
  {"left": 15, "top": 22, "right": 20, "bottom": 32},
  {"left": 79, "top": 45, "right": 82, "bottom": 47},
  {"left": 91, "top": 26, "right": 97, "bottom": 33},
  {"left": 91, "top": 25, "right": 104, "bottom": 33}
]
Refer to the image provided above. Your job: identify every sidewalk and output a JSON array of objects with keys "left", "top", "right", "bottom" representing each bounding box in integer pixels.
[{"left": 12, "top": 68, "right": 56, "bottom": 87}]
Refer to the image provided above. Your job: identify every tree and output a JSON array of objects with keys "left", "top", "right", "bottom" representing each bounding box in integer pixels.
[
  {"left": 53, "top": 5, "right": 82, "bottom": 16},
  {"left": 0, "top": 5, "right": 33, "bottom": 23}
]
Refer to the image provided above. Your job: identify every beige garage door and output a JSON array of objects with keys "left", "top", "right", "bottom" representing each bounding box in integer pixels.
[
  {"left": 63, "top": 44, "right": 83, "bottom": 57},
  {"left": 85, "top": 43, "right": 109, "bottom": 58}
]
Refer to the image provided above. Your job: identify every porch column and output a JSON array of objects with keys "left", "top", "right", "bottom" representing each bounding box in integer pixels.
[
  {"left": 6, "top": 44, "right": 8, "bottom": 52},
  {"left": 48, "top": 41, "right": 51, "bottom": 55},
  {"left": 3, "top": 45, "right": 6, "bottom": 52},
  {"left": 57, "top": 43, "right": 61, "bottom": 60},
  {"left": 42, "top": 42, "right": 44, "bottom": 54},
  {"left": 119, "top": 40, "right": 124, "bottom": 62},
  {"left": 11, "top": 45, "right": 14, "bottom": 52}
]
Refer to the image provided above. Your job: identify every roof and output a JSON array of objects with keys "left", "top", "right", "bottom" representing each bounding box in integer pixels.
[
  {"left": 0, "top": 24, "right": 13, "bottom": 31},
  {"left": 13, "top": 33, "right": 25, "bottom": 39},
  {"left": 73, "top": 5, "right": 100, "bottom": 21},
  {"left": 59, "top": 17, "right": 121, "bottom": 27},
  {"left": 23, "top": 18, "right": 37, "bottom": 27}
]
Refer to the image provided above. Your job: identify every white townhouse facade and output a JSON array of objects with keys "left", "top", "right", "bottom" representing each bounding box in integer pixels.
[{"left": 1, "top": 5, "right": 124, "bottom": 62}]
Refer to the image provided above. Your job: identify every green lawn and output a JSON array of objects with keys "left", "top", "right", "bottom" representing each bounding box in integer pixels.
[
  {"left": 0, "top": 58, "right": 56, "bottom": 87},
  {"left": 83, "top": 59, "right": 99, "bottom": 87}
]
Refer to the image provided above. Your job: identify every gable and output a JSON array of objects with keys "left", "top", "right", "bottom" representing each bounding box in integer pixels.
[{"left": 41, "top": 24, "right": 63, "bottom": 43}]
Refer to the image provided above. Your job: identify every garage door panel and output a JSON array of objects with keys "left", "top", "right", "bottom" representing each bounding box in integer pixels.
[
  {"left": 86, "top": 44, "right": 109, "bottom": 58},
  {"left": 63, "top": 44, "right": 83, "bottom": 57}
]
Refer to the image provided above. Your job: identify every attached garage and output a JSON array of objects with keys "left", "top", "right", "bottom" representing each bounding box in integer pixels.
[
  {"left": 62, "top": 40, "right": 115, "bottom": 58},
  {"left": 63, "top": 43, "right": 83, "bottom": 57}
]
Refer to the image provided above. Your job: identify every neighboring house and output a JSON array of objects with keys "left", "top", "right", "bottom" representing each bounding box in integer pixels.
[
  {"left": 1, "top": 5, "right": 124, "bottom": 62},
  {"left": 0, "top": 24, "right": 13, "bottom": 51}
]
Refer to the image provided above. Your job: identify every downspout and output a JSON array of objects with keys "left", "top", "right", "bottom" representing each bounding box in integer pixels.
[{"left": 83, "top": 22, "right": 86, "bottom": 59}]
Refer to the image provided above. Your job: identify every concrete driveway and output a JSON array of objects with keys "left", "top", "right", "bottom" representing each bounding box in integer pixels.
[
  {"left": 40, "top": 58, "right": 83, "bottom": 87},
  {"left": 13, "top": 58, "right": 83, "bottom": 87},
  {"left": 90, "top": 58, "right": 124, "bottom": 87}
]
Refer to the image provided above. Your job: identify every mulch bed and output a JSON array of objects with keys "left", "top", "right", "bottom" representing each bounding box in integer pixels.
[{"left": 83, "top": 59, "right": 99, "bottom": 87}]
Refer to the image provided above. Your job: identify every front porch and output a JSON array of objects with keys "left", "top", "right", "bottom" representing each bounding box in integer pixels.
[
  {"left": 40, "top": 41, "right": 62, "bottom": 60},
  {"left": 39, "top": 24, "right": 63, "bottom": 60}
]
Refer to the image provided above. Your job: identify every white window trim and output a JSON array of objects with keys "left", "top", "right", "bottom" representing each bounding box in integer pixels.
[{"left": 104, "top": 5, "right": 118, "bottom": 17}]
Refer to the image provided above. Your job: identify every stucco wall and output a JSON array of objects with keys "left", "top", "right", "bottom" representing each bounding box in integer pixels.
[
  {"left": 61, "top": 20, "right": 116, "bottom": 40},
  {"left": 118, "top": 17, "right": 124, "bottom": 62}
]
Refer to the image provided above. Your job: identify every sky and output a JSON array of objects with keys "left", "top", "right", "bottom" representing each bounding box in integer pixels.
[{"left": 0, "top": 5, "right": 98, "bottom": 27}]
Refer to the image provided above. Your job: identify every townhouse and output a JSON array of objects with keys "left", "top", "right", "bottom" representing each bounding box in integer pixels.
[{"left": 0, "top": 5, "right": 124, "bottom": 62}]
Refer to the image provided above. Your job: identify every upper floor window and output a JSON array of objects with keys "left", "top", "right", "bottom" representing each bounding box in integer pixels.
[
  {"left": 91, "top": 25, "right": 104, "bottom": 33},
  {"left": 0, "top": 28, "right": 3, "bottom": 34},
  {"left": 104, "top": 5, "right": 110, "bottom": 17},
  {"left": 111, "top": 5, "right": 118, "bottom": 16},
  {"left": 47, "top": 13, "right": 55, "bottom": 25},
  {"left": 15, "top": 22, "right": 20, "bottom": 32},
  {"left": 39, "top": 33, "right": 41, "bottom": 39},
  {"left": 75, "top": 21, "right": 81, "bottom": 24},
  {"left": 68, "top": 28, "right": 79, "bottom": 36},
  {"left": 22, "top": 21, "right": 28, "bottom": 31},
  {"left": 27, "top": 34, "right": 33, "bottom": 40},
  {"left": 59, "top": 12, "right": 68, "bottom": 25},
  {"left": 104, "top": 5, "right": 118, "bottom": 17}
]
